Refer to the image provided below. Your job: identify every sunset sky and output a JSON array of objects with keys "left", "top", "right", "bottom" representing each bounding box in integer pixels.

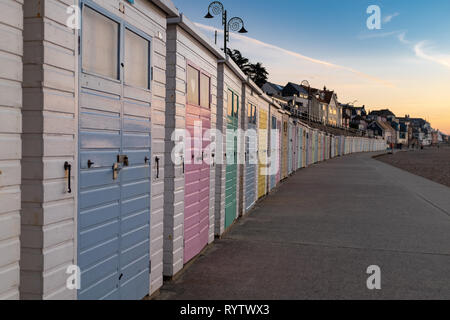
[{"left": 172, "top": 0, "right": 450, "bottom": 134}]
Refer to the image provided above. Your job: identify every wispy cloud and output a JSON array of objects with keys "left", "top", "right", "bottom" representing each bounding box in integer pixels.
[
  {"left": 359, "top": 28, "right": 450, "bottom": 70},
  {"left": 397, "top": 32, "right": 410, "bottom": 44},
  {"left": 383, "top": 12, "right": 399, "bottom": 23},
  {"left": 414, "top": 42, "right": 450, "bottom": 68},
  {"left": 194, "top": 22, "right": 394, "bottom": 88},
  {"left": 358, "top": 30, "right": 404, "bottom": 40}
]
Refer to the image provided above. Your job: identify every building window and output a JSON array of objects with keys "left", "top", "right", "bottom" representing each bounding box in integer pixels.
[
  {"left": 227, "top": 90, "right": 233, "bottom": 117},
  {"left": 233, "top": 93, "right": 239, "bottom": 117},
  {"left": 248, "top": 104, "right": 257, "bottom": 124},
  {"left": 200, "top": 73, "right": 210, "bottom": 108},
  {"left": 125, "top": 29, "right": 150, "bottom": 89},
  {"left": 82, "top": 6, "right": 119, "bottom": 79},
  {"left": 187, "top": 65, "right": 211, "bottom": 108},
  {"left": 187, "top": 65, "right": 200, "bottom": 106}
]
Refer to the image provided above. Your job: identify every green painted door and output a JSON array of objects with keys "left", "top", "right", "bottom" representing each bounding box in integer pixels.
[{"left": 225, "top": 90, "right": 239, "bottom": 229}]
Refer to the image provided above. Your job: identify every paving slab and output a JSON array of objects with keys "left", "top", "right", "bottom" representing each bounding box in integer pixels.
[{"left": 157, "top": 152, "right": 450, "bottom": 300}]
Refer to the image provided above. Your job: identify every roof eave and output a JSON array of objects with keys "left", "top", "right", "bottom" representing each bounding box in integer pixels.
[
  {"left": 167, "top": 14, "right": 225, "bottom": 59},
  {"left": 151, "top": 0, "right": 179, "bottom": 17}
]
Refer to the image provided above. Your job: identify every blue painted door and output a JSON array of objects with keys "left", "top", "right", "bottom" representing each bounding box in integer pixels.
[
  {"left": 78, "top": 3, "right": 151, "bottom": 300},
  {"left": 245, "top": 104, "right": 257, "bottom": 211},
  {"left": 225, "top": 90, "right": 239, "bottom": 229}
]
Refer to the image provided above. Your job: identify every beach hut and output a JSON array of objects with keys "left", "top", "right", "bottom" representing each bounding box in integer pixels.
[
  {"left": 300, "top": 124, "right": 308, "bottom": 168},
  {"left": 268, "top": 100, "right": 281, "bottom": 191},
  {"left": 0, "top": 0, "right": 23, "bottom": 300},
  {"left": 305, "top": 126, "right": 311, "bottom": 166},
  {"left": 294, "top": 122, "right": 300, "bottom": 171},
  {"left": 19, "top": 0, "right": 179, "bottom": 300},
  {"left": 257, "top": 94, "right": 269, "bottom": 200},
  {"left": 214, "top": 56, "right": 247, "bottom": 234},
  {"left": 297, "top": 124, "right": 304, "bottom": 169},
  {"left": 314, "top": 130, "right": 319, "bottom": 163},
  {"left": 164, "top": 14, "right": 224, "bottom": 276},
  {"left": 281, "top": 111, "right": 289, "bottom": 179},
  {"left": 288, "top": 118, "right": 293, "bottom": 174},
  {"left": 242, "top": 80, "right": 263, "bottom": 213},
  {"left": 275, "top": 107, "right": 283, "bottom": 186}
]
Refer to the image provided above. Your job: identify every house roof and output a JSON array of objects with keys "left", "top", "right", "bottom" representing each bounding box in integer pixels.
[
  {"left": 281, "top": 83, "right": 310, "bottom": 97},
  {"left": 321, "top": 90, "right": 335, "bottom": 104},
  {"left": 305, "top": 86, "right": 334, "bottom": 104},
  {"left": 378, "top": 120, "right": 395, "bottom": 132},
  {"left": 369, "top": 109, "right": 396, "bottom": 117},
  {"left": 262, "top": 82, "right": 284, "bottom": 93},
  {"left": 369, "top": 120, "right": 394, "bottom": 133}
]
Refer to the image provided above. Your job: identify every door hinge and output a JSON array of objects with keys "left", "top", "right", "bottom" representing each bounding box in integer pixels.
[
  {"left": 151, "top": 67, "right": 154, "bottom": 81},
  {"left": 78, "top": 35, "right": 81, "bottom": 55},
  {"left": 149, "top": 260, "right": 152, "bottom": 272}
]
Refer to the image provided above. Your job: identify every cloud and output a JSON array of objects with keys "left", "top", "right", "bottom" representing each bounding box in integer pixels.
[
  {"left": 359, "top": 28, "right": 450, "bottom": 70},
  {"left": 358, "top": 30, "right": 404, "bottom": 40},
  {"left": 194, "top": 22, "right": 394, "bottom": 88},
  {"left": 383, "top": 13, "right": 399, "bottom": 24},
  {"left": 414, "top": 42, "right": 450, "bottom": 68},
  {"left": 397, "top": 32, "right": 410, "bottom": 44}
]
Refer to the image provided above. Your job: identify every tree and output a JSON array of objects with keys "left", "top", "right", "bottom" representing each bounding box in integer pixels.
[
  {"left": 247, "top": 62, "right": 268, "bottom": 88},
  {"left": 226, "top": 49, "right": 269, "bottom": 88},
  {"left": 226, "top": 49, "right": 249, "bottom": 72}
]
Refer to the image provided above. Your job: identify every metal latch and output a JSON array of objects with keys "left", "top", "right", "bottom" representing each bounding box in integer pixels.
[
  {"left": 113, "top": 163, "right": 122, "bottom": 180},
  {"left": 117, "top": 155, "right": 129, "bottom": 167}
]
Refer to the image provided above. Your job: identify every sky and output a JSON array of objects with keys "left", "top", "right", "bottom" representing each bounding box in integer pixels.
[{"left": 172, "top": 0, "right": 450, "bottom": 134}]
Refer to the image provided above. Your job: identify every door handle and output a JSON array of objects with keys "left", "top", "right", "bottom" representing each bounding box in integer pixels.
[
  {"left": 155, "top": 157, "right": 160, "bottom": 179},
  {"left": 113, "top": 163, "right": 122, "bottom": 180},
  {"left": 64, "top": 162, "right": 72, "bottom": 194},
  {"left": 182, "top": 156, "right": 185, "bottom": 174}
]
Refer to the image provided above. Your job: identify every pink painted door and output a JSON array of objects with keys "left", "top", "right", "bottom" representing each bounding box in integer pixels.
[
  {"left": 184, "top": 66, "right": 211, "bottom": 264},
  {"left": 199, "top": 107, "right": 211, "bottom": 249}
]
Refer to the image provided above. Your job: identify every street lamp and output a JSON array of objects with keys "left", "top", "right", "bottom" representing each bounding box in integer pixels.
[{"left": 204, "top": 1, "right": 248, "bottom": 56}]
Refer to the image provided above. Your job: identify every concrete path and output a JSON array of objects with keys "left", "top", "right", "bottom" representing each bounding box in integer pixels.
[{"left": 157, "top": 152, "right": 450, "bottom": 300}]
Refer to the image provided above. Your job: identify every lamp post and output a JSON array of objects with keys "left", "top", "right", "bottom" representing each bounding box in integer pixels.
[{"left": 205, "top": 1, "right": 248, "bottom": 56}]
